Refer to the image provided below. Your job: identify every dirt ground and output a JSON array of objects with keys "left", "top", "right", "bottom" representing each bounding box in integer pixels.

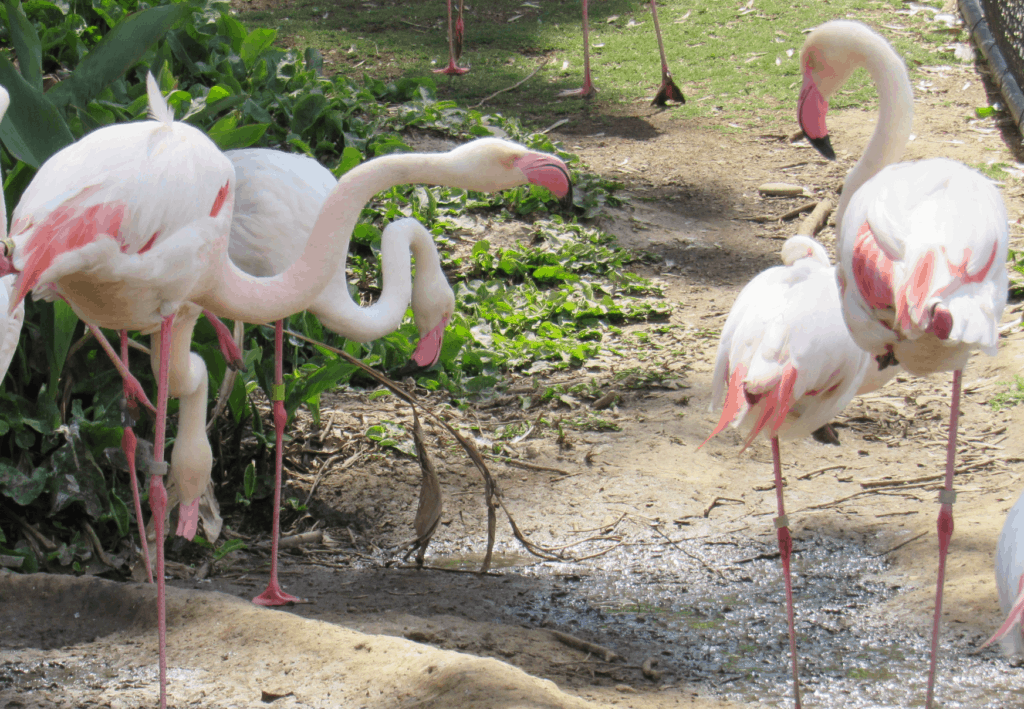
[{"left": 4, "top": 47, "right": 1024, "bottom": 709}]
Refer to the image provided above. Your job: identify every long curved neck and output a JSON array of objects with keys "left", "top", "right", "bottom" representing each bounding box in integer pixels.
[
  {"left": 833, "top": 31, "right": 914, "bottom": 231},
  {"left": 310, "top": 222, "right": 418, "bottom": 343},
  {"left": 196, "top": 152, "right": 457, "bottom": 323}
]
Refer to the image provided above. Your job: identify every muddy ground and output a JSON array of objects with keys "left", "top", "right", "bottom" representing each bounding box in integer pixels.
[{"left": 3, "top": 31, "right": 1024, "bottom": 709}]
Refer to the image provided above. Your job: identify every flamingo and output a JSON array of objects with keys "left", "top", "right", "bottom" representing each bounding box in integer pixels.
[
  {"left": 701, "top": 234, "right": 895, "bottom": 708},
  {"left": 798, "top": 20, "right": 1009, "bottom": 707},
  {"left": 980, "top": 488, "right": 1024, "bottom": 657},
  {"left": 435, "top": 0, "right": 468, "bottom": 75},
  {"left": 560, "top": 0, "right": 685, "bottom": 106},
  {"left": 0, "top": 89, "right": 26, "bottom": 388},
  {"left": 225, "top": 147, "right": 455, "bottom": 605}
]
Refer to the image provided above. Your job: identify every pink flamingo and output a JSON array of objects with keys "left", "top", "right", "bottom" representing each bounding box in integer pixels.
[
  {"left": 798, "top": 20, "right": 1008, "bottom": 707},
  {"left": 435, "top": 0, "right": 468, "bottom": 75},
  {"left": 702, "top": 235, "right": 895, "bottom": 708},
  {"left": 561, "top": 0, "right": 685, "bottom": 106},
  {"left": 980, "top": 488, "right": 1024, "bottom": 657},
  {"left": 226, "top": 148, "right": 457, "bottom": 605}
]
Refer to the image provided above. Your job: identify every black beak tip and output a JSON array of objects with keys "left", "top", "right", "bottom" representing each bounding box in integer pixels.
[
  {"left": 808, "top": 134, "right": 836, "bottom": 161},
  {"left": 559, "top": 184, "right": 575, "bottom": 211}
]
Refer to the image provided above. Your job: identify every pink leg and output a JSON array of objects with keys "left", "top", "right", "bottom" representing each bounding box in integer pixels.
[
  {"left": 253, "top": 320, "right": 300, "bottom": 606},
  {"left": 925, "top": 369, "right": 962, "bottom": 709},
  {"left": 88, "top": 324, "right": 156, "bottom": 416},
  {"left": 202, "top": 310, "right": 245, "bottom": 371},
  {"left": 560, "top": 0, "right": 597, "bottom": 97},
  {"left": 149, "top": 315, "right": 175, "bottom": 709},
  {"left": 772, "top": 436, "right": 802, "bottom": 709},
  {"left": 649, "top": 0, "right": 685, "bottom": 106},
  {"left": 433, "top": 0, "right": 469, "bottom": 75},
  {"left": 120, "top": 330, "right": 152, "bottom": 585}
]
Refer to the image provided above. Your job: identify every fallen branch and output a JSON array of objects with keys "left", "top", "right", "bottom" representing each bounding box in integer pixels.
[
  {"left": 870, "top": 531, "right": 928, "bottom": 558},
  {"left": 487, "top": 454, "right": 569, "bottom": 476},
  {"left": 797, "top": 198, "right": 833, "bottom": 236},
  {"left": 279, "top": 530, "right": 323, "bottom": 550},
  {"left": 860, "top": 473, "right": 943, "bottom": 490},
  {"left": 473, "top": 57, "right": 550, "bottom": 109},
  {"left": 549, "top": 629, "right": 624, "bottom": 663},
  {"left": 284, "top": 329, "right": 563, "bottom": 570}
]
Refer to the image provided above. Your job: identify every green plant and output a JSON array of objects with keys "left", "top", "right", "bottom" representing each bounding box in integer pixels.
[{"left": 990, "top": 376, "right": 1024, "bottom": 411}]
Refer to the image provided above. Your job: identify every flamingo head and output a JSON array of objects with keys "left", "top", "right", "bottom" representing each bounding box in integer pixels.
[
  {"left": 447, "top": 138, "right": 573, "bottom": 208},
  {"left": 780, "top": 235, "right": 830, "bottom": 267},
  {"left": 798, "top": 22, "right": 871, "bottom": 161},
  {"left": 409, "top": 225, "right": 456, "bottom": 368}
]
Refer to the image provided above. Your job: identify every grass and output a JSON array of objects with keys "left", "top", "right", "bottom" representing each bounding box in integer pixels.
[
  {"left": 989, "top": 375, "right": 1024, "bottom": 411},
  {"left": 231, "top": 0, "right": 965, "bottom": 129}
]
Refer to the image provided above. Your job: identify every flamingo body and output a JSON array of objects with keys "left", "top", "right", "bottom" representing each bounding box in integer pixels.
[
  {"left": 836, "top": 159, "right": 1008, "bottom": 376},
  {"left": 986, "top": 489, "right": 1024, "bottom": 657}
]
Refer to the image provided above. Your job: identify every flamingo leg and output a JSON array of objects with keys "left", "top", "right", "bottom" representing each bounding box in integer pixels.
[
  {"left": 86, "top": 324, "right": 156, "bottom": 416},
  {"left": 202, "top": 309, "right": 245, "bottom": 371},
  {"left": 149, "top": 314, "right": 174, "bottom": 709},
  {"left": 925, "top": 368, "right": 961, "bottom": 709},
  {"left": 253, "top": 319, "right": 300, "bottom": 606},
  {"left": 120, "top": 330, "right": 153, "bottom": 584},
  {"left": 649, "top": 0, "right": 685, "bottom": 106},
  {"left": 772, "top": 436, "right": 802, "bottom": 709},
  {"left": 560, "top": 0, "right": 597, "bottom": 98},
  {"left": 433, "top": 0, "right": 469, "bottom": 75}
]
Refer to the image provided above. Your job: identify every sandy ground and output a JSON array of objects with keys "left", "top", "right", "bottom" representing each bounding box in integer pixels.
[{"left": 3, "top": 40, "right": 1024, "bottom": 709}]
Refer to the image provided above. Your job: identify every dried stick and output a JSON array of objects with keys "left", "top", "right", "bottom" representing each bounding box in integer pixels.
[
  {"left": 549, "top": 629, "right": 624, "bottom": 663},
  {"left": 797, "top": 198, "right": 833, "bottom": 236},
  {"left": 472, "top": 58, "right": 550, "bottom": 108}
]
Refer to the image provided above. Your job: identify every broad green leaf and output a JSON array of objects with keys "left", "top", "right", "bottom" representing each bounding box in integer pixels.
[
  {"left": 0, "top": 460, "right": 52, "bottom": 505},
  {"left": 0, "top": 54, "right": 75, "bottom": 167},
  {"left": 335, "top": 145, "right": 362, "bottom": 177},
  {"left": 47, "top": 299, "right": 77, "bottom": 399},
  {"left": 109, "top": 489, "right": 129, "bottom": 537},
  {"left": 243, "top": 462, "right": 256, "bottom": 498},
  {"left": 240, "top": 28, "right": 276, "bottom": 70},
  {"left": 217, "top": 13, "right": 247, "bottom": 53},
  {"left": 208, "top": 123, "right": 268, "bottom": 151},
  {"left": 5, "top": 0, "right": 43, "bottom": 90},
  {"left": 45, "top": 3, "right": 189, "bottom": 110},
  {"left": 290, "top": 92, "right": 328, "bottom": 136}
]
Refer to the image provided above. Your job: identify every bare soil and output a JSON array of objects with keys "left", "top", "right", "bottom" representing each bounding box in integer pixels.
[{"left": 4, "top": 55, "right": 1024, "bottom": 709}]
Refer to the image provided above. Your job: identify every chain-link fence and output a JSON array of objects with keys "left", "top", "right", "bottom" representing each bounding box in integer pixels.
[{"left": 960, "top": 0, "right": 1024, "bottom": 138}]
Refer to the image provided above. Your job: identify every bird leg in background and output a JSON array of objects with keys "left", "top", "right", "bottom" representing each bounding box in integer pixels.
[
  {"left": 559, "top": 0, "right": 597, "bottom": 98},
  {"left": 86, "top": 324, "right": 156, "bottom": 416},
  {"left": 202, "top": 310, "right": 245, "bottom": 370},
  {"left": 120, "top": 329, "right": 153, "bottom": 584},
  {"left": 149, "top": 314, "right": 175, "bottom": 709},
  {"left": 454, "top": 0, "right": 465, "bottom": 61},
  {"left": 434, "top": 0, "right": 469, "bottom": 75},
  {"left": 649, "top": 0, "right": 685, "bottom": 107},
  {"left": 925, "top": 369, "right": 961, "bottom": 709},
  {"left": 772, "top": 437, "right": 802, "bottom": 709},
  {"left": 253, "top": 320, "right": 301, "bottom": 606}
]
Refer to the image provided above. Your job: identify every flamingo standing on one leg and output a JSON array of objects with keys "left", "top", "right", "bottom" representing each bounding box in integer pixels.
[
  {"left": 560, "top": 0, "right": 685, "bottom": 106},
  {"left": 797, "top": 21, "right": 1009, "bottom": 707},
  {"left": 435, "top": 0, "right": 469, "bottom": 75},
  {"left": 980, "top": 488, "right": 1024, "bottom": 657},
  {"left": 701, "top": 235, "right": 896, "bottom": 708}
]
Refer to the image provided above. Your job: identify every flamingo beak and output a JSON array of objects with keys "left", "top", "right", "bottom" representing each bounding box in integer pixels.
[
  {"left": 411, "top": 315, "right": 450, "bottom": 367},
  {"left": 514, "top": 153, "right": 573, "bottom": 208},
  {"left": 798, "top": 68, "right": 835, "bottom": 161}
]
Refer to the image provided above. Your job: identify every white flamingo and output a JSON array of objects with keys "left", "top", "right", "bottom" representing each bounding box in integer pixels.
[
  {"left": 798, "top": 20, "right": 1008, "bottom": 707},
  {"left": 1, "top": 72, "right": 570, "bottom": 707},
  {"left": 562, "top": 0, "right": 685, "bottom": 106},
  {"left": 702, "top": 234, "right": 895, "bottom": 708},
  {"left": 225, "top": 147, "right": 456, "bottom": 605}
]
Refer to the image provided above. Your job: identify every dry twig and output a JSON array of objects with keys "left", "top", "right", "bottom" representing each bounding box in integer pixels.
[{"left": 472, "top": 57, "right": 549, "bottom": 108}]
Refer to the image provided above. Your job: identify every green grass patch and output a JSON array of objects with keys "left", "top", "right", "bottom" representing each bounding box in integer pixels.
[
  {"left": 232, "top": 0, "right": 961, "bottom": 128},
  {"left": 989, "top": 375, "right": 1024, "bottom": 411}
]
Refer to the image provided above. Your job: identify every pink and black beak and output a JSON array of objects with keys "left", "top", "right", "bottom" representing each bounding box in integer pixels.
[
  {"left": 411, "top": 315, "right": 450, "bottom": 368},
  {"left": 514, "top": 152, "right": 574, "bottom": 209},
  {"left": 797, "top": 68, "right": 836, "bottom": 161}
]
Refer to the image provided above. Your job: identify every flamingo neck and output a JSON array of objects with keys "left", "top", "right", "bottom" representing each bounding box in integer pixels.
[
  {"left": 196, "top": 152, "right": 454, "bottom": 324},
  {"left": 834, "top": 32, "right": 913, "bottom": 231},
  {"left": 310, "top": 220, "right": 419, "bottom": 343}
]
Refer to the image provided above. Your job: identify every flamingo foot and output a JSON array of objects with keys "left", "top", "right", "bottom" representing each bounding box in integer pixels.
[
  {"left": 558, "top": 79, "right": 598, "bottom": 99},
  {"left": 175, "top": 498, "right": 200, "bottom": 540},
  {"left": 203, "top": 310, "right": 245, "bottom": 371},
  {"left": 433, "top": 61, "right": 469, "bottom": 75},
  {"left": 253, "top": 580, "right": 301, "bottom": 607},
  {"left": 652, "top": 75, "right": 686, "bottom": 107}
]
